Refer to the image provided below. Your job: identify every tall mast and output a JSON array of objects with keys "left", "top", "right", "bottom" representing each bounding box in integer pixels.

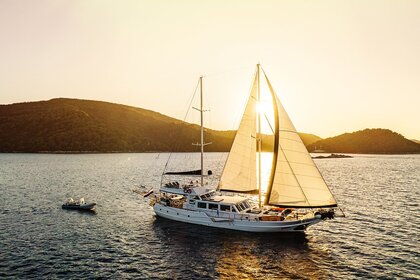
[
  {"left": 257, "top": 64, "right": 262, "bottom": 208},
  {"left": 192, "top": 76, "right": 210, "bottom": 187},
  {"left": 200, "top": 76, "right": 204, "bottom": 187}
]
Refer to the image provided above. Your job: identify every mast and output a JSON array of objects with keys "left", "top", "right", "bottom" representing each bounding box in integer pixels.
[
  {"left": 257, "top": 64, "right": 262, "bottom": 208},
  {"left": 200, "top": 76, "right": 204, "bottom": 187},
  {"left": 192, "top": 76, "right": 211, "bottom": 186}
]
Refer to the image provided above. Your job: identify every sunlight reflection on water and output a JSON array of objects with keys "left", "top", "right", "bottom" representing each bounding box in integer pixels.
[{"left": 0, "top": 153, "right": 419, "bottom": 279}]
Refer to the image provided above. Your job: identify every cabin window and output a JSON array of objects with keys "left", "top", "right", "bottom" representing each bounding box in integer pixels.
[
  {"left": 197, "top": 202, "right": 207, "bottom": 209},
  {"left": 237, "top": 202, "right": 249, "bottom": 211},
  {"left": 220, "top": 205, "right": 231, "bottom": 212},
  {"left": 200, "top": 192, "right": 215, "bottom": 200},
  {"left": 236, "top": 204, "right": 243, "bottom": 211},
  {"left": 208, "top": 203, "right": 218, "bottom": 210}
]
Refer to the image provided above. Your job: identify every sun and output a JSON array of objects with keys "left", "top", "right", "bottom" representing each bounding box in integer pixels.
[{"left": 256, "top": 100, "right": 274, "bottom": 115}]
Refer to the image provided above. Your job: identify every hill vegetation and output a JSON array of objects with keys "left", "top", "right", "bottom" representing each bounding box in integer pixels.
[
  {"left": 0, "top": 98, "right": 235, "bottom": 152},
  {"left": 0, "top": 98, "right": 320, "bottom": 153},
  {"left": 260, "top": 132, "right": 321, "bottom": 152},
  {"left": 307, "top": 129, "right": 420, "bottom": 154},
  {"left": 1, "top": 99, "right": 418, "bottom": 154}
]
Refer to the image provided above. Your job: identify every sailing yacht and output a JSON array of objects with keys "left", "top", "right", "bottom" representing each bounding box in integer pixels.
[{"left": 149, "top": 65, "right": 338, "bottom": 232}]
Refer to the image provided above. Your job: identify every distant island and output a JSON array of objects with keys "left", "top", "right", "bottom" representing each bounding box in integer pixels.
[
  {"left": 1, "top": 98, "right": 419, "bottom": 154},
  {"left": 307, "top": 129, "right": 420, "bottom": 154},
  {"left": 312, "top": 154, "right": 353, "bottom": 159}
]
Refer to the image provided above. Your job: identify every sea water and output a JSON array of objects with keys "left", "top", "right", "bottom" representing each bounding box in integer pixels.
[{"left": 0, "top": 153, "right": 419, "bottom": 279}]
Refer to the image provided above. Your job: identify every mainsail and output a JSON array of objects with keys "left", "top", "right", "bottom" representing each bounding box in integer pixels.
[{"left": 219, "top": 73, "right": 258, "bottom": 192}]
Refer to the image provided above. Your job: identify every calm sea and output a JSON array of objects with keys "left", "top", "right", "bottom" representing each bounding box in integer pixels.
[{"left": 0, "top": 153, "right": 419, "bottom": 279}]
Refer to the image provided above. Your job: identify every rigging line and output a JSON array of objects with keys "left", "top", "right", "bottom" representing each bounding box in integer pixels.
[
  {"left": 202, "top": 64, "right": 250, "bottom": 79},
  {"left": 275, "top": 130, "right": 311, "bottom": 207},
  {"left": 263, "top": 66, "right": 338, "bottom": 206},
  {"left": 161, "top": 78, "right": 201, "bottom": 181},
  {"left": 263, "top": 113, "right": 275, "bottom": 134},
  {"left": 278, "top": 129, "right": 300, "bottom": 133},
  {"left": 280, "top": 148, "right": 314, "bottom": 156},
  {"left": 278, "top": 137, "right": 306, "bottom": 144},
  {"left": 261, "top": 65, "right": 338, "bottom": 208},
  {"left": 276, "top": 160, "right": 315, "bottom": 168},
  {"left": 140, "top": 152, "right": 162, "bottom": 186},
  {"left": 183, "top": 79, "right": 201, "bottom": 121},
  {"left": 218, "top": 67, "right": 258, "bottom": 189},
  {"left": 310, "top": 149, "right": 340, "bottom": 205},
  {"left": 231, "top": 76, "right": 256, "bottom": 132},
  {"left": 262, "top": 69, "right": 311, "bottom": 207}
]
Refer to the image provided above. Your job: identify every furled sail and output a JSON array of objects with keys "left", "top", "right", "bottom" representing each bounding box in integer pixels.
[
  {"left": 219, "top": 73, "right": 258, "bottom": 192},
  {"left": 164, "top": 169, "right": 212, "bottom": 176},
  {"left": 264, "top": 72, "right": 337, "bottom": 208}
]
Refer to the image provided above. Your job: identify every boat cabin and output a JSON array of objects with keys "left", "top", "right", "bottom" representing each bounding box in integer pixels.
[
  {"left": 194, "top": 193, "right": 252, "bottom": 213},
  {"left": 158, "top": 183, "right": 253, "bottom": 213}
]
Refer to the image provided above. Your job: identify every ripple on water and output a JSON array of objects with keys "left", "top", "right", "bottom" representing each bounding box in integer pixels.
[{"left": 0, "top": 153, "right": 419, "bottom": 279}]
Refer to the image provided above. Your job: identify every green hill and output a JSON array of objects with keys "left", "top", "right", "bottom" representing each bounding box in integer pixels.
[
  {"left": 260, "top": 132, "right": 321, "bottom": 152},
  {"left": 307, "top": 129, "right": 420, "bottom": 154},
  {"left": 2, "top": 99, "right": 416, "bottom": 154},
  {"left": 298, "top": 133, "right": 323, "bottom": 146},
  {"left": 0, "top": 98, "right": 235, "bottom": 152},
  {"left": 0, "top": 98, "right": 323, "bottom": 153}
]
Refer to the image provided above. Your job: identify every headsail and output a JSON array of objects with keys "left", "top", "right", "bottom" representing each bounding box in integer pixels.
[
  {"left": 263, "top": 71, "right": 337, "bottom": 208},
  {"left": 219, "top": 65, "right": 337, "bottom": 207},
  {"left": 219, "top": 72, "right": 258, "bottom": 193}
]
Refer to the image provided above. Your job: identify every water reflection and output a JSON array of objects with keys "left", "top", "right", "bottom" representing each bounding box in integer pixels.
[{"left": 152, "top": 217, "right": 329, "bottom": 279}]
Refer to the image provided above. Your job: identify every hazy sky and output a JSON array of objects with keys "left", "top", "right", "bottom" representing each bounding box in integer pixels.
[{"left": 1, "top": 0, "right": 419, "bottom": 139}]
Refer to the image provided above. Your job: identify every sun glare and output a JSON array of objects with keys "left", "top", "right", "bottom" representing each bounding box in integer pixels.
[{"left": 256, "top": 101, "right": 273, "bottom": 115}]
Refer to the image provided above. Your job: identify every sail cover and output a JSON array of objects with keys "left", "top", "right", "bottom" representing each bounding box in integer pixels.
[
  {"left": 264, "top": 73, "right": 337, "bottom": 208},
  {"left": 164, "top": 169, "right": 211, "bottom": 176},
  {"left": 219, "top": 73, "right": 258, "bottom": 192}
]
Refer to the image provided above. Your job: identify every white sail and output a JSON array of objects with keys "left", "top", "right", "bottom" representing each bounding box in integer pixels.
[
  {"left": 219, "top": 74, "right": 258, "bottom": 192},
  {"left": 264, "top": 73, "right": 337, "bottom": 207}
]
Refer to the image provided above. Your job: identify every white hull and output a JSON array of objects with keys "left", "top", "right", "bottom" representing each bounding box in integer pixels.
[{"left": 153, "top": 204, "right": 322, "bottom": 233}]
